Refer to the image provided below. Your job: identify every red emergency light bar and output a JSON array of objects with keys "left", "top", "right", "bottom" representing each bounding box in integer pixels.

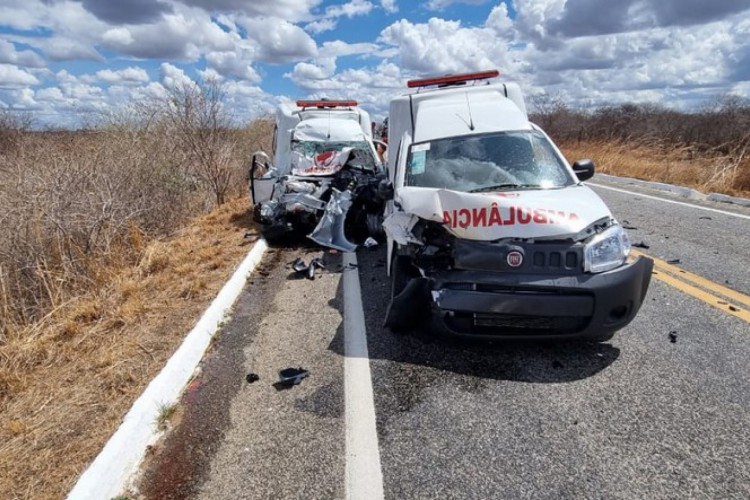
[
  {"left": 407, "top": 70, "right": 500, "bottom": 88},
  {"left": 296, "top": 100, "right": 358, "bottom": 108}
]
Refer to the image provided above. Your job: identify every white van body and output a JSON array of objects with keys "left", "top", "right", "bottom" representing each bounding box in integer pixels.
[{"left": 383, "top": 72, "right": 653, "bottom": 340}]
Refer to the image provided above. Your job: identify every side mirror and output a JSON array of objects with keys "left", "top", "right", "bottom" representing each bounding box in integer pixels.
[
  {"left": 572, "top": 159, "right": 595, "bottom": 182},
  {"left": 377, "top": 178, "right": 394, "bottom": 201}
]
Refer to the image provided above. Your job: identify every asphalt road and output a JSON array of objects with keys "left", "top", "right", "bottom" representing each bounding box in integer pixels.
[{"left": 136, "top": 178, "right": 750, "bottom": 499}]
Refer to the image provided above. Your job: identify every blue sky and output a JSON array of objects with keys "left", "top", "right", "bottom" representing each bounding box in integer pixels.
[{"left": 1, "top": 0, "right": 748, "bottom": 127}]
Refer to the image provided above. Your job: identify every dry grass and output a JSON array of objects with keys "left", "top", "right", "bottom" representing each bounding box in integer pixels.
[
  {"left": 560, "top": 139, "right": 750, "bottom": 198},
  {"left": 0, "top": 197, "right": 259, "bottom": 499}
]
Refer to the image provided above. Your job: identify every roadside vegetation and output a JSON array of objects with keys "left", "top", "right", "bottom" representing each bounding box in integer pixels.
[
  {"left": 531, "top": 94, "right": 750, "bottom": 197},
  {"left": 0, "top": 83, "right": 272, "bottom": 498}
]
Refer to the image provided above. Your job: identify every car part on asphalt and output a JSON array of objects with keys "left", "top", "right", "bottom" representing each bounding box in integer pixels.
[
  {"left": 633, "top": 241, "right": 650, "bottom": 249},
  {"left": 245, "top": 373, "right": 260, "bottom": 383},
  {"left": 291, "top": 257, "right": 325, "bottom": 280},
  {"left": 669, "top": 331, "right": 678, "bottom": 343},
  {"left": 276, "top": 367, "right": 310, "bottom": 387}
]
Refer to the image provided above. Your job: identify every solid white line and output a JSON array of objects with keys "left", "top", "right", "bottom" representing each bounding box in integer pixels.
[
  {"left": 588, "top": 182, "right": 750, "bottom": 221},
  {"left": 68, "top": 238, "right": 269, "bottom": 500},
  {"left": 343, "top": 252, "right": 385, "bottom": 500}
]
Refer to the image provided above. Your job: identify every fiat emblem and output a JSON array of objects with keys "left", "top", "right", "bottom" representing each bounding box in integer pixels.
[{"left": 507, "top": 251, "right": 523, "bottom": 268}]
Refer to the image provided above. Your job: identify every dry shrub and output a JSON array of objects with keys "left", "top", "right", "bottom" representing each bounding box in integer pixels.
[
  {"left": 560, "top": 138, "right": 750, "bottom": 197},
  {"left": 0, "top": 198, "right": 260, "bottom": 499}
]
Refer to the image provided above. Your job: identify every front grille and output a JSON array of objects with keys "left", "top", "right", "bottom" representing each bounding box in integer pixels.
[
  {"left": 473, "top": 313, "right": 587, "bottom": 332},
  {"left": 443, "top": 312, "right": 590, "bottom": 336},
  {"left": 453, "top": 240, "right": 584, "bottom": 275}
]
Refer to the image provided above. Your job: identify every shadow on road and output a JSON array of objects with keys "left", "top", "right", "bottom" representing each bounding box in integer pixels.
[{"left": 326, "top": 246, "right": 621, "bottom": 385}]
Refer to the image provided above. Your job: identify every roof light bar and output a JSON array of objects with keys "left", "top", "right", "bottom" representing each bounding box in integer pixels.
[
  {"left": 296, "top": 100, "right": 358, "bottom": 108},
  {"left": 407, "top": 70, "right": 500, "bottom": 88}
]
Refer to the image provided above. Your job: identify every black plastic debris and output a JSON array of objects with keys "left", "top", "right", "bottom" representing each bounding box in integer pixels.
[
  {"left": 666, "top": 258, "right": 681, "bottom": 264},
  {"left": 668, "top": 331, "right": 677, "bottom": 343},
  {"left": 729, "top": 305, "right": 739, "bottom": 312},
  {"left": 275, "top": 367, "right": 309, "bottom": 388},
  {"left": 632, "top": 241, "right": 650, "bottom": 249},
  {"left": 622, "top": 220, "right": 638, "bottom": 230},
  {"left": 292, "top": 257, "right": 325, "bottom": 280},
  {"left": 246, "top": 373, "right": 260, "bottom": 384},
  {"left": 699, "top": 216, "right": 712, "bottom": 220}
]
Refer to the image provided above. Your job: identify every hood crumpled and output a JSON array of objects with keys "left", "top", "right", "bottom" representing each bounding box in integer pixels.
[{"left": 394, "top": 185, "right": 612, "bottom": 240}]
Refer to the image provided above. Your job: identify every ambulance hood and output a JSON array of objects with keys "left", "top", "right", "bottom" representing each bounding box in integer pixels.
[{"left": 395, "top": 185, "right": 612, "bottom": 240}]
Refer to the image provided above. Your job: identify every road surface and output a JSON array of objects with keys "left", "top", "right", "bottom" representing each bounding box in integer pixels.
[{"left": 137, "top": 178, "right": 750, "bottom": 499}]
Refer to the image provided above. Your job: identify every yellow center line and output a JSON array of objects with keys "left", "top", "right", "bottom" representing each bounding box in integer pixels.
[
  {"left": 631, "top": 248, "right": 750, "bottom": 308},
  {"left": 629, "top": 249, "right": 750, "bottom": 324}
]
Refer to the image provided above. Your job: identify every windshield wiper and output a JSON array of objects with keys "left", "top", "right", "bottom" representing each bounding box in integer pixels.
[{"left": 469, "top": 183, "right": 542, "bottom": 193}]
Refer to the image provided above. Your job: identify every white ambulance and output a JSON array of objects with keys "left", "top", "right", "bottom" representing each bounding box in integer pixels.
[
  {"left": 250, "top": 99, "right": 385, "bottom": 251},
  {"left": 380, "top": 71, "right": 653, "bottom": 340}
]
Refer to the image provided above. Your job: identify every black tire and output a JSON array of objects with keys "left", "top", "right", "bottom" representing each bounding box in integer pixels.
[{"left": 390, "top": 254, "right": 414, "bottom": 300}]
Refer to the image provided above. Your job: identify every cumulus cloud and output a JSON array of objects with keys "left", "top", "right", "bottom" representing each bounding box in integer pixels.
[
  {"left": 205, "top": 51, "right": 261, "bottom": 82},
  {"left": 0, "top": 64, "right": 40, "bottom": 88},
  {"left": 424, "top": 0, "right": 489, "bottom": 10},
  {"left": 380, "top": 0, "right": 398, "bottom": 13},
  {"left": 101, "top": 12, "right": 235, "bottom": 60},
  {"left": 81, "top": 67, "right": 150, "bottom": 86},
  {"left": 379, "top": 18, "right": 513, "bottom": 74},
  {"left": 0, "top": 40, "right": 45, "bottom": 68},
  {"left": 71, "top": 0, "right": 173, "bottom": 24},
  {"left": 176, "top": 0, "right": 322, "bottom": 23},
  {"left": 238, "top": 17, "right": 317, "bottom": 63}
]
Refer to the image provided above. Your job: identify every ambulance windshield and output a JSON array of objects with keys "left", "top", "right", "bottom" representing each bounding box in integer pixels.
[{"left": 405, "top": 131, "right": 575, "bottom": 192}]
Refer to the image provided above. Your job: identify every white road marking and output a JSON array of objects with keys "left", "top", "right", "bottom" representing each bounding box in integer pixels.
[
  {"left": 68, "top": 238, "right": 269, "bottom": 500},
  {"left": 589, "top": 182, "right": 750, "bottom": 221},
  {"left": 342, "top": 252, "right": 385, "bottom": 500}
]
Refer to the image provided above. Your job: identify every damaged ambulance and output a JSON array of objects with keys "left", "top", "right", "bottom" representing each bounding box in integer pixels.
[
  {"left": 250, "top": 100, "right": 385, "bottom": 251},
  {"left": 380, "top": 71, "right": 653, "bottom": 341}
]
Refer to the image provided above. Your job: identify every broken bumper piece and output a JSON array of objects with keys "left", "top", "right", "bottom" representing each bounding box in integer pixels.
[
  {"left": 388, "top": 256, "right": 653, "bottom": 340},
  {"left": 307, "top": 188, "right": 358, "bottom": 252}
]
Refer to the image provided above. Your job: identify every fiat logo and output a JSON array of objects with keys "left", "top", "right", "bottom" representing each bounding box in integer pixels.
[{"left": 507, "top": 251, "right": 523, "bottom": 268}]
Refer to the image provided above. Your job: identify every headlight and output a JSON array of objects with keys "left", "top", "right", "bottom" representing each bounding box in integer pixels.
[{"left": 584, "top": 224, "right": 630, "bottom": 273}]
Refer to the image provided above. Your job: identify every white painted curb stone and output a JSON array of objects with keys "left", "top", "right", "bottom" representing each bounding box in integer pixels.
[{"left": 67, "top": 237, "right": 268, "bottom": 500}]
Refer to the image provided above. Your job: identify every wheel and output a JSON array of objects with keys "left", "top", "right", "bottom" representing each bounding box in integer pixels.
[{"left": 385, "top": 253, "right": 423, "bottom": 335}]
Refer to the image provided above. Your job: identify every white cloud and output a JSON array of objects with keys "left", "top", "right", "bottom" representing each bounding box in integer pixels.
[
  {"left": 205, "top": 51, "right": 261, "bottom": 82},
  {"left": 325, "top": 0, "right": 374, "bottom": 18},
  {"left": 425, "top": 0, "right": 489, "bottom": 10},
  {"left": 380, "top": 0, "right": 398, "bottom": 13},
  {"left": 0, "top": 40, "right": 45, "bottom": 68},
  {"left": 159, "top": 62, "right": 195, "bottom": 89},
  {"left": 82, "top": 67, "right": 150, "bottom": 86},
  {"left": 305, "top": 18, "right": 338, "bottom": 34},
  {"left": 0, "top": 64, "right": 40, "bottom": 88},
  {"left": 238, "top": 16, "right": 318, "bottom": 63}
]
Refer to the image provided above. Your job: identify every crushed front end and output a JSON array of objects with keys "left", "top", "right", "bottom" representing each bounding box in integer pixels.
[{"left": 385, "top": 218, "right": 653, "bottom": 341}]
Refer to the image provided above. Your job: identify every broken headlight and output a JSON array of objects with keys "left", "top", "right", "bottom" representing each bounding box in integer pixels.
[{"left": 583, "top": 224, "right": 630, "bottom": 273}]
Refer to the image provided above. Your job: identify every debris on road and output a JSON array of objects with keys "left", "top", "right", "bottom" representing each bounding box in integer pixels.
[
  {"left": 632, "top": 241, "right": 650, "bottom": 249},
  {"left": 729, "top": 305, "right": 739, "bottom": 312},
  {"left": 363, "top": 237, "right": 379, "bottom": 248},
  {"left": 246, "top": 373, "right": 260, "bottom": 384},
  {"left": 666, "top": 258, "right": 681, "bottom": 264},
  {"left": 275, "top": 367, "right": 310, "bottom": 389},
  {"left": 669, "top": 331, "right": 677, "bottom": 343},
  {"left": 622, "top": 220, "right": 638, "bottom": 230},
  {"left": 699, "top": 216, "right": 712, "bottom": 220},
  {"left": 291, "top": 257, "right": 325, "bottom": 280}
]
